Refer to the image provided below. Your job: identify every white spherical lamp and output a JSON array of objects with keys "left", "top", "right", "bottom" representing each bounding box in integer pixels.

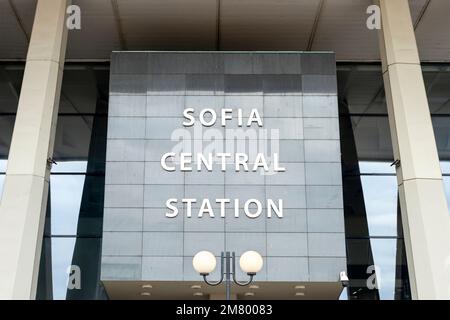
[
  {"left": 240, "top": 251, "right": 263, "bottom": 274},
  {"left": 193, "top": 251, "right": 217, "bottom": 275}
]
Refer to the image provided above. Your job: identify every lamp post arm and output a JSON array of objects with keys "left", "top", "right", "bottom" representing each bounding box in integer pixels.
[
  {"left": 231, "top": 252, "right": 255, "bottom": 286},
  {"left": 202, "top": 252, "right": 225, "bottom": 286},
  {"left": 232, "top": 274, "right": 254, "bottom": 286}
]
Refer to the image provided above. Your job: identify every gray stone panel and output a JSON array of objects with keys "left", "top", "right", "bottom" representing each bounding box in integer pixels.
[
  {"left": 142, "top": 232, "right": 183, "bottom": 256},
  {"left": 185, "top": 215, "right": 225, "bottom": 232},
  {"left": 146, "top": 95, "right": 185, "bottom": 117},
  {"left": 107, "top": 117, "right": 146, "bottom": 139},
  {"left": 266, "top": 209, "right": 307, "bottom": 232},
  {"left": 308, "top": 233, "right": 346, "bottom": 257},
  {"left": 225, "top": 185, "right": 265, "bottom": 205},
  {"left": 303, "top": 95, "right": 339, "bottom": 118},
  {"left": 225, "top": 167, "right": 265, "bottom": 185},
  {"left": 109, "top": 95, "right": 146, "bottom": 117},
  {"left": 110, "top": 74, "right": 148, "bottom": 95},
  {"left": 106, "top": 139, "right": 145, "bottom": 162},
  {"left": 302, "top": 75, "right": 337, "bottom": 95},
  {"left": 277, "top": 140, "right": 305, "bottom": 162},
  {"left": 102, "top": 232, "right": 142, "bottom": 256},
  {"left": 105, "top": 162, "right": 145, "bottom": 185},
  {"left": 253, "top": 53, "right": 302, "bottom": 75},
  {"left": 111, "top": 52, "right": 148, "bottom": 74},
  {"left": 303, "top": 118, "right": 340, "bottom": 139},
  {"left": 145, "top": 162, "right": 184, "bottom": 185},
  {"left": 103, "top": 52, "right": 345, "bottom": 285},
  {"left": 103, "top": 208, "right": 143, "bottom": 232},
  {"left": 265, "top": 118, "right": 303, "bottom": 139},
  {"left": 309, "top": 257, "right": 347, "bottom": 282},
  {"left": 225, "top": 211, "right": 266, "bottom": 232},
  {"left": 307, "top": 209, "right": 345, "bottom": 233},
  {"left": 224, "top": 95, "right": 264, "bottom": 117},
  {"left": 306, "top": 186, "right": 343, "bottom": 209},
  {"left": 186, "top": 74, "right": 224, "bottom": 95},
  {"left": 225, "top": 75, "right": 262, "bottom": 95},
  {"left": 225, "top": 232, "right": 267, "bottom": 256},
  {"left": 301, "top": 54, "right": 336, "bottom": 75},
  {"left": 143, "top": 208, "right": 183, "bottom": 232},
  {"left": 185, "top": 164, "right": 225, "bottom": 185},
  {"left": 305, "top": 163, "right": 342, "bottom": 186},
  {"left": 145, "top": 139, "right": 184, "bottom": 162},
  {"left": 267, "top": 233, "right": 308, "bottom": 256},
  {"left": 266, "top": 185, "right": 306, "bottom": 208},
  {"left": 263, "top": 96, "right": 302, "bottom": 117},
  {"left": 142, "top": 257, "right": 183, "bottom": 281},
  {"left": 184, "top": 233, "right": 225, "bottom": 256},
  {"left": 304, "top": 140, "right": 341, "bottom": 162},
  {"left": 101, "top": 256, "right": 142, "bottom": 280},
  {"left": 265, "top": 163, "right": 305, "bottom": 185},
  {"left": 148, "top": 74, "right": 185, "bottom": 96},
  {"left": 224, "top": 53, "right": 253, "bottom": 74},
  {"left": 144, "top": 185, "right": 184, "bottom": 208},
  {"left": 266, "top": 257, "right": 309, "bottom": 281},
  {"left": 104, "top": 185, "right": 143, "bottom": 208}
]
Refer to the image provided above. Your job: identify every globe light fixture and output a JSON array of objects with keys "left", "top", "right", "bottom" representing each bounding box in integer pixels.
[
  {"left": 193, "top": 250, "right": 263, "bottom": 300},
  {"left": 240, "top": 251, "right": 263, "bottom": 275},
  {"left": 193, "top": 251, "right": 217, "bottom": 275}
]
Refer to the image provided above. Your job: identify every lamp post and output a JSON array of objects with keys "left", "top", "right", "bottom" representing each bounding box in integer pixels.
[{"left": 192, "top": 250, "right": 263, "bottom": 300}]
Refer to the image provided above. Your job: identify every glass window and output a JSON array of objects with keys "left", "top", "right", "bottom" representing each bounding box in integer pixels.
[
  {"left": 338, "top": 63, "right": 410, "bottom": 300},
  {"left": 51, "top": 161, "right": 87, "bottom": 173},
  {"left": 50, "top": 237, "right": 77, "bottom": 300},
  {"left": 0, "top": 174, "right": 4, "bottom": 197},
  {"left": 50, "top": 175, "right": 86, "bottom": 236},
  {"left": 53, "top": 116, "right": 95, "bottom": 161},
  {"left": 441, "top": 161, "right": 450, "bottom": 174},
  {"left": 359, "top": 161, "right": 395, "bottom": 175},
  {"left": 424, "top": 65, "right": 450, "bottom": 115},
  {"left": 442, "top": 177, "right": 450, "bottom": 215},
  {"left": 351, "top": 116, "right": 393, "bottom": 162},
  {"left": 433, "top": 117, "right": 450, "bottom": 161},
  {"left": 370, "top": 239, "right": 402, "bottom": 300},
  {"left": 361, "top": 175, "right": 398, "bottom": 237},
  {"left": 0, "top": 159, "right": 6, "bottom": 172},
  {"left": 336, "top": 64, "right": 386, "bottom": 115}
]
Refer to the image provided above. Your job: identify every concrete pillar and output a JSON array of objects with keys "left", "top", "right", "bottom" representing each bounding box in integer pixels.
[
  {"left": 377, "top": 0, "right": 450, "bottom": 299},
  {"left": 0, "top": 0, "right": 69, "bottom": 299}
]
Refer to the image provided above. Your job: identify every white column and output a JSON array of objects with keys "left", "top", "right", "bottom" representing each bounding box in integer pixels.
[
  {"left": 0, "top": 0, "right": 69, "bottom": 299},
  {"left": 377, "top": 0, "right": 450, "bottom": 299}
]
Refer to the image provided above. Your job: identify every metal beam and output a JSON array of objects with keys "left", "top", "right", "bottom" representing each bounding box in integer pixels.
[
  {"left": 307, "top": 0, "right": 325, "bottom": 51},
  {"left": 414, "top": 0, "right": 432, "bottom": 30},
  {"left": 8, "top": 0, "right": 30, "bottom": 43},
  {"left": 110, "top": 0, "right": 127, "bottom": 50},
  {"left": 215, "top": 0, "right": 221, "bottom": 51}
]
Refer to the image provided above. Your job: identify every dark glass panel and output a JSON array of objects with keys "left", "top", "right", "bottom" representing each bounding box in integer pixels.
[
  {"left": 0, "top": 115, "right": 15, "bottom": 159},
  {"left": 346, "top": 238, "right": 409, "bottom": 300},
  {"left": 337, "top": 64, "right": 386, "bottom": 115},
  {"left": 0, "top": 64, "right": 24, "bottom": 113},
  {"left": 37, "top": 237, "right": 105, "bottom": 300}
]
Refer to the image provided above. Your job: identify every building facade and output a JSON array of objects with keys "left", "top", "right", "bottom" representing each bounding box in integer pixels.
[{"left": 0, "top": 0, "right": 450, "bottom": 300}]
